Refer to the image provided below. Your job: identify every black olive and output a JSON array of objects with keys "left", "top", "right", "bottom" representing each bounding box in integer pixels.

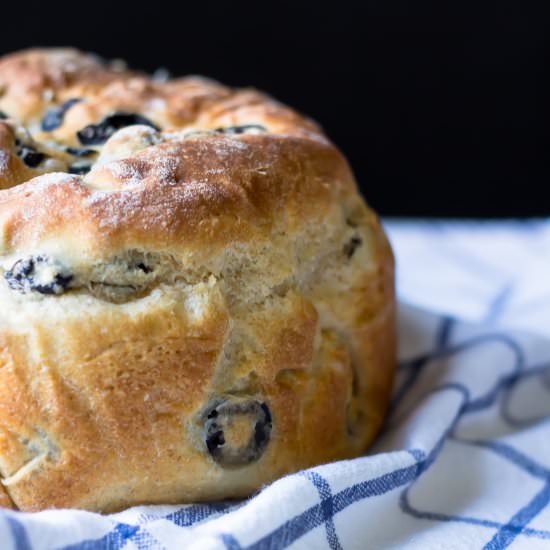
[
  {"left": 5, "top": 255, "right": 73, "bottom": 295},
  {"left": 77, "top": 112, "right": 160, "bottom": 145},
  {"left": 0, "top": 110, "right": 8, "bottom": 120},
  {"left": 41, "top": 98, "right": 82, "bottom": 132},
  {"left": 202, "top": 398, "right": 272, "bottom": 467},
  {"left": 214, "top": 124, "right": 267, "bottom": 135},
  {"left": 135, "top": 262, "right": 152, "bottom": 274},
  {"left": 14, "top": 135, "right": 46, "bottom": 168},
  {"left": 68, "top": 163, "right": 92, "bottom": 175},
  {"left": 66, "top": 146, "right": 96, "bottom": 158},
  {"left": 343, "top": 236, "right": 362, "bottom": 259},
  {"left": 152, "top": 67, "right": 171, "bottom": 82},
  {"left": 16, "top": 145, "right": 45, "bottom": 168}
]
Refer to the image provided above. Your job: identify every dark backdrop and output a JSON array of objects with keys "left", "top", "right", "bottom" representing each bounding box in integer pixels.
[{"left": 0, "top": 1, "right": 547, "bottom": 217}]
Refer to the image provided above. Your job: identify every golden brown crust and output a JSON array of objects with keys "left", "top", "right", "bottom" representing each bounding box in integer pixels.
[
  {"left": 0, "top": 135, "right": 353, "bottom": 258},
  {"left": 0, "top": 49, "right": 131, "bottom": 122},
  {"left": 0, "top": 48, "right": 395, "bottom": 512},
  {"left": 0, "top": 483, "right": 14, "bottom": 509}
]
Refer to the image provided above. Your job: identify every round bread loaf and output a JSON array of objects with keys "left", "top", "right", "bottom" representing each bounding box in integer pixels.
[{"left": 0, "top": 49, "right": 395, "bottom": 512}]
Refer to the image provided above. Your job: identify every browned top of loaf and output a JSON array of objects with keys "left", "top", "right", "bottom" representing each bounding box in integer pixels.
[{"left": 0, "top": 48, "right": 357, "bottom": 261}]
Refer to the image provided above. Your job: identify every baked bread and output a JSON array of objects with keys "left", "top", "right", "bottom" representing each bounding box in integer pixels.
[{"left": 0, "top": 49, "right": 395, "bottom": 512}]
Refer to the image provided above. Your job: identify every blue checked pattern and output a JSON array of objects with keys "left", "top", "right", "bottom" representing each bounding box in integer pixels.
[{"left": 3, "top": 220, "right": 550, "bottom": 548}]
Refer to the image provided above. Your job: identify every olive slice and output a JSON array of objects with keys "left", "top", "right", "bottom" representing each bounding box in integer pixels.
[
  {"left": 41, "top": 98, "right": 82, "bottom": 132},
  {"left": 343, "top": 236, "right": 362, "bottom": 259},
  {"left": 201, "top": 397, "right": 272, "bottom": 467},
  {"left": 214, "top": 124, "right": 267, "bottom": 135},
  {"left": 77, "top": 113, "right": 160, "bottom": 146},
  {"left": 5, "top": 255, "right": 73, "bottom": 295}
]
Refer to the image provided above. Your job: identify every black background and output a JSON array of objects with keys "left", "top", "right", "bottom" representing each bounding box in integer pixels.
[{"left": 0, "top": 1, "right": 547, "bottom": 217}]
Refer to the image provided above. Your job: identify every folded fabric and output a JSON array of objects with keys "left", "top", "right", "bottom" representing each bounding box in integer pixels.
[{"left": 2, "top": 220, "right": 550, "bottom": 550}]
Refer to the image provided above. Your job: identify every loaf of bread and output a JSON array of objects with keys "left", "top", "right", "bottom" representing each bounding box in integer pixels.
[{"left": 0, "top": 49, "right": 395, "bottom": 512}]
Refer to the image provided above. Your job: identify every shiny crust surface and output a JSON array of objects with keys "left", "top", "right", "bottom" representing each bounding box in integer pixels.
[{"left": 0, "top": 48, "right": 395, "bottom": 512}]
